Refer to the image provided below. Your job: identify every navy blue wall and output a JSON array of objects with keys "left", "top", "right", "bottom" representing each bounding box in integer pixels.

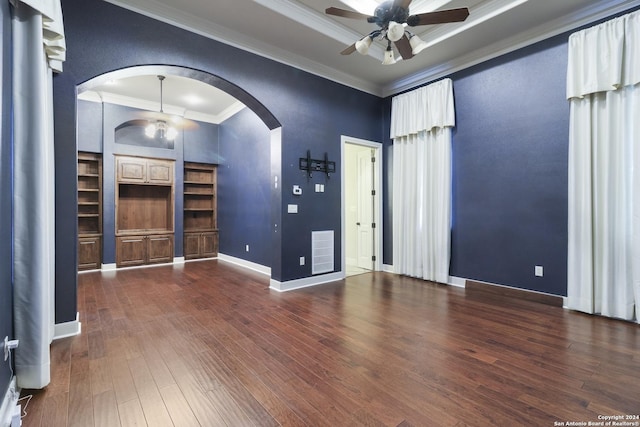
[
  {"left": 55, "top": 0, "right": 381, "bottom": 321},
  {"left": 383, "top": 37, "right": 570, "bottom": 296},
  {"left": 77, "top": 100, "right": 103, "bottom": 153},
  {"left": 449, "top": 37, "right": 570, "bottom": 295},
  {"left": 184, "top": 122, "right": 221, "bottom": 164},
  {"left": 0, "top": 0, "right": 13, "bottom": 399},
  {"left": 218, "top": 108, "right": 271, "bottom": 266}
]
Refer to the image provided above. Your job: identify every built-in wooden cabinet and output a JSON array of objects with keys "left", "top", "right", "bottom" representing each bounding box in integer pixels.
[
  {"left": 77, "top": 152, "right": 102, "bottom": 271},
  {"left": 184, "top": 231, "right": 218, "bottom": 260},
  {"left": 116, "top": 156, "right": 174, "bottom": 185},
  {"left": 184, "top": 162, "right": 218, "bottom": 260},
  {"left": 116, "top": 234, "right": 174, "bottom": 267},
  {"left": 115, "top": 155, "right": 175, "bottom": 267}
]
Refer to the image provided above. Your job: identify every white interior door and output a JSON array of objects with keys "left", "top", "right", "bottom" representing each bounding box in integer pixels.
[{"left": 356, "top": 149, "right": 374, "bottom": 269}]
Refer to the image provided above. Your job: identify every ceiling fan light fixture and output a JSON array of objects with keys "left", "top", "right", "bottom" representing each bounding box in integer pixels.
[
  {"left": 386, "top": 21, "right": 405, "bottom": 42},
  {"left": 144, "top": 75, "right": 179, "bottom": 141},
  {"left": 145, "top": 119, "right": 178, "bottom": 141},
  {"left": 409, "top": 34, "right": 428, "bottom": 55},
  {"left": 165, "top": 125, "right": 178, "bottom": 141},
  {"left": 382, "top": 46, "right": 397, "bottom": 65},
  {"left": 355, "top": 35, "right": 373, "bottom": 55},
  {"left": 145, "top": 122, "right": 157, "bottom": 138}
]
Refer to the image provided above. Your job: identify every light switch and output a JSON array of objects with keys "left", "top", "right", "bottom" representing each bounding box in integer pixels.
[{"left": 535, "top": 266, "right": 543, "bottom": 277}]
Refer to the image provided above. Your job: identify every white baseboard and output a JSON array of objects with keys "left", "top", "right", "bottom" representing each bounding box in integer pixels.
[
  {"left": 53, "top": 312, "right": 81, "bottom": 340},
  {"left": 382, "top": 267, "right": 465, "bottom": 288},
  {"left": 0, "top": 377, "right": 18, "bottom": 427},
  {"left": 102, "top": 263, "right": 117, "bottom": 271},
  {"left": 270, "top": 271, "right": 344, "bottom": 292},
  {"left": 173, "top": 257, "right": 185, "bottom": 264},
  {"left": 217, "top": 253, "right": 271, "bottom": 276},
  {"left": 448, "top": 276, "right": 467, "bottom": 288}
]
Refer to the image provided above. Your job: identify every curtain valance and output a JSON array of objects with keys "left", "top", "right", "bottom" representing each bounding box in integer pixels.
[
  {"left": 390, "top": 78, "right": 455, "bottom": 139},
  {"left": 566, "top": 10, "right": 640, "bottom": 99},
  {"left": 12, "top": 0, "right": 66, "bottom": 71}
]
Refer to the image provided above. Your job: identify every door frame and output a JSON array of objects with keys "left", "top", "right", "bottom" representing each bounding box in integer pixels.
[{"left": 341, "top": 135, "right": 383, "bottom": 275}]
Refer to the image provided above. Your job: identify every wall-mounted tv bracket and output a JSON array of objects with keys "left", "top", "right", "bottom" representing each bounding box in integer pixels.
[{"left": 299, "top": 150, "right": 335, "bottom": 179}]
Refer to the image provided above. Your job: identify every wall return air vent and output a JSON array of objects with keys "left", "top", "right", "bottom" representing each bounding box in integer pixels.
[{"left": 312, "top": 230, "right": 334, "bottom": 275}]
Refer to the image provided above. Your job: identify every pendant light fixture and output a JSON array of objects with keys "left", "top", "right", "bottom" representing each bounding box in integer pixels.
[{"left": 145, "top": 75, "right": 178, "bottom": 141}]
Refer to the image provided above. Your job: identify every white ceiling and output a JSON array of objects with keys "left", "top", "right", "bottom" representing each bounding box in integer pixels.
[{"left": 84, "top": 0, "right": 639, "bottom": 123}]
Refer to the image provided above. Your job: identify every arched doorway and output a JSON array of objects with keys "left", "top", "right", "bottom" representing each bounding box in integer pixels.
[{"left": 76, "top": 65, "right": 283, "bottom": 279}]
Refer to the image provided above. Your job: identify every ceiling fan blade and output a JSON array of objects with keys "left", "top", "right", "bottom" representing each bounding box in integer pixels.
[
  {"left": 394, "top": 35, "right": 414, "bottom": 60},
  {"left": 341, "top": 43, "right": 357, "bottom": 55},
  {"left": 407, "top": 7, "right": 469, "bottom": 26},
  {"left": 325, "top": 7, "right": 373, "bottom": 20},
  {"left": 135, "top": 110, "right": 199, "bottom": 130},
  {"left": 393, "top": 0, "right": 413, "bottom": 10}
]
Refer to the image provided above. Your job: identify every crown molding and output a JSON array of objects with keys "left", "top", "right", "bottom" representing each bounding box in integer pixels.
[
  {"left": 104, "top": 0, "right": 640, "bottom": 100},
  {"left": 383, "top": 0, "right": 640, "bottom": 97},
  {"left": 413, "top": 0, "right": 529, "bottom": 50},
  {"left": 104, "top": 0, "right": 384, "bottom": 95}
]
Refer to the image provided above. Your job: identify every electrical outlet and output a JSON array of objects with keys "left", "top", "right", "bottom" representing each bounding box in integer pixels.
[
  {"left": 300, "top": 256, "right": 305, "bottom": 266},
  {"left": 535, "top": 266, "right": 544, "bottom": 277}
]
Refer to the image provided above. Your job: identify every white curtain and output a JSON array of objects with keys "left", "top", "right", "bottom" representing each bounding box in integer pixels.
[
  {"left": 567, "top": 10, "right": 640, "bottom": 323},
  {"left": 391, "top": 78, "right": 455, "bottom": 283},
  {"left": 12, "top": 0, "right": 65, "bottom": 389}
]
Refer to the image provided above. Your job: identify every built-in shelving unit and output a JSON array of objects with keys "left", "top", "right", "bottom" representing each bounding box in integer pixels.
[
  {"left": 77, "top": 152, "right": 102, "bottom": 271},
  {"left": 115, "top": 155, "right": 175, "bottom": 267},
  {"left": 183, "top": 162, "right": 218, "bottom": 260}
]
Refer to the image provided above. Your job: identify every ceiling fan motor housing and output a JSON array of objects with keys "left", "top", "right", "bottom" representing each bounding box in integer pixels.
[{"left": 369, "top": 1, "right": 410, "bottom": 27}]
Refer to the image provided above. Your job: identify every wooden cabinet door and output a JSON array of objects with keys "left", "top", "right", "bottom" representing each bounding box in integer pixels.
[
  {"left": 201, "top": 232, "right": 218, "bottom": 258},
  {"left": 147, "top": 160, "right": 173, "bottom": 184},
  {"left": 184, "top": 233, "right": 201, "bottom": 260},
  {"left": 78, "top": 236, "right": 101, "bottom": 270},
  {"left": 147, "top": 234, "right": 174, "bottom": 264},
  {"left": 116, "top": 157, "right": 174, "bottom": 184},
  {"left": 116, "top": 157, "right": 147, "bottom": 183},
  {"left": 116, "top": 235, "right": 147, "bottom": 267}
]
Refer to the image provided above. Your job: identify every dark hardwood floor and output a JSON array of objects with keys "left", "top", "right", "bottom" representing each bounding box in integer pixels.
[{"left": 20, "top": 260, "right": 640, "bottom": 426}]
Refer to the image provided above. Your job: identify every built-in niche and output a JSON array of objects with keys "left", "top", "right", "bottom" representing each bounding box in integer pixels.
[{"left": 115, "top": 120, "right": 176, "bottom": 150}]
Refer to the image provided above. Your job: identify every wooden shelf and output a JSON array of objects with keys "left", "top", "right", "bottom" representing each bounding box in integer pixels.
[
  {"left": 184, "top": 162, "right": 217, "bottom": 259},
  {"left": 77, "top": 152, "right": 102, "bottom": 271}
]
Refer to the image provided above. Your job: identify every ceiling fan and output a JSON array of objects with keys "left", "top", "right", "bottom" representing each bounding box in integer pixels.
[
  {"left": 326, "top": 0, "right": 469, "bottom": 64},
  {"left": 134, "top": 75, "right": 199, "bottom": 141}
]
